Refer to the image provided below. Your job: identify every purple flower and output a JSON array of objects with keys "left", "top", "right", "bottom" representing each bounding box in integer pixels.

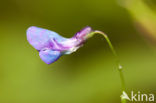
[{"left": 27, "top": 26, "right": 92, "bottom": 64}]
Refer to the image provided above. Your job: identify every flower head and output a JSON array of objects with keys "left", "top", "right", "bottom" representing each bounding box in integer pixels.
[{"left": 27, "top": 26, "right": 92, "bottom": 64}]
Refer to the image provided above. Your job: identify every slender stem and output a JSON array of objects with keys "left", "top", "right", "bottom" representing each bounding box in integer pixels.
[{"left": 87, "top": 31, "right": 126, "bottom": 103}]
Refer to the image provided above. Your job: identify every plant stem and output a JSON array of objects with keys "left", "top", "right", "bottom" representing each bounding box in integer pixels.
[{"left": 87, "top": 31, "right": 126, "bottom": 103}]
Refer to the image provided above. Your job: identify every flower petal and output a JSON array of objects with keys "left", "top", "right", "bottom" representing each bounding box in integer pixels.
[
  {"left": 27, "top": 26, "right": 67, "bottom": 50},
  {"left": 39, "top": 48, "right": 61, "bottom": 64}
]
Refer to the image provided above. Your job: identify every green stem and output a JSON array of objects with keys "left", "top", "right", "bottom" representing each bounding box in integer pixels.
[{"left": 87, "top": 31, "right": 126, "bottom": 103}]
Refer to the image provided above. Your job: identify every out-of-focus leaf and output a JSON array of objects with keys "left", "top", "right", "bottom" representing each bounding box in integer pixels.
[{"left": 121, "top": 0, "right": 156, "bottom": 43}]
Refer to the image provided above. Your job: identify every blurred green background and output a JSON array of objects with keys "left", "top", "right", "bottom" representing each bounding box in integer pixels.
[{"left": 0, "top": 0, "right": 156, "bottom": 103}]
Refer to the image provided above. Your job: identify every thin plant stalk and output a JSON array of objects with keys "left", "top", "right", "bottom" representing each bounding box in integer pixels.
[{"left": 87, "top": 31, "right": 126, "bottom": 103}]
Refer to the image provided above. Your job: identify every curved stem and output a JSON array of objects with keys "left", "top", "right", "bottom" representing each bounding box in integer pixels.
[{"left": 87, "top": 31, "right": 126, "bottom": 103}]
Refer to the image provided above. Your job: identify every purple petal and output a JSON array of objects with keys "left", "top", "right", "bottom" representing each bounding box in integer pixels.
[
  {"left": 39, "top": 48, "right": 61, "bottom": 64},
  {"left": 27, "top": 26, "right": 67, "bottom": 50}
]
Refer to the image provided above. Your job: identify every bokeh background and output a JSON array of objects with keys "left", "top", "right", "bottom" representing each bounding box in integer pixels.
[{"left": 0, "top": 0, "right": 156, "bottom": 103}]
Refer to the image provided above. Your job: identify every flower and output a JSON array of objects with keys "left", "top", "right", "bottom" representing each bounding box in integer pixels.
[{"left": 27, "top": 26, "right": 92, "bottom": 64}]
